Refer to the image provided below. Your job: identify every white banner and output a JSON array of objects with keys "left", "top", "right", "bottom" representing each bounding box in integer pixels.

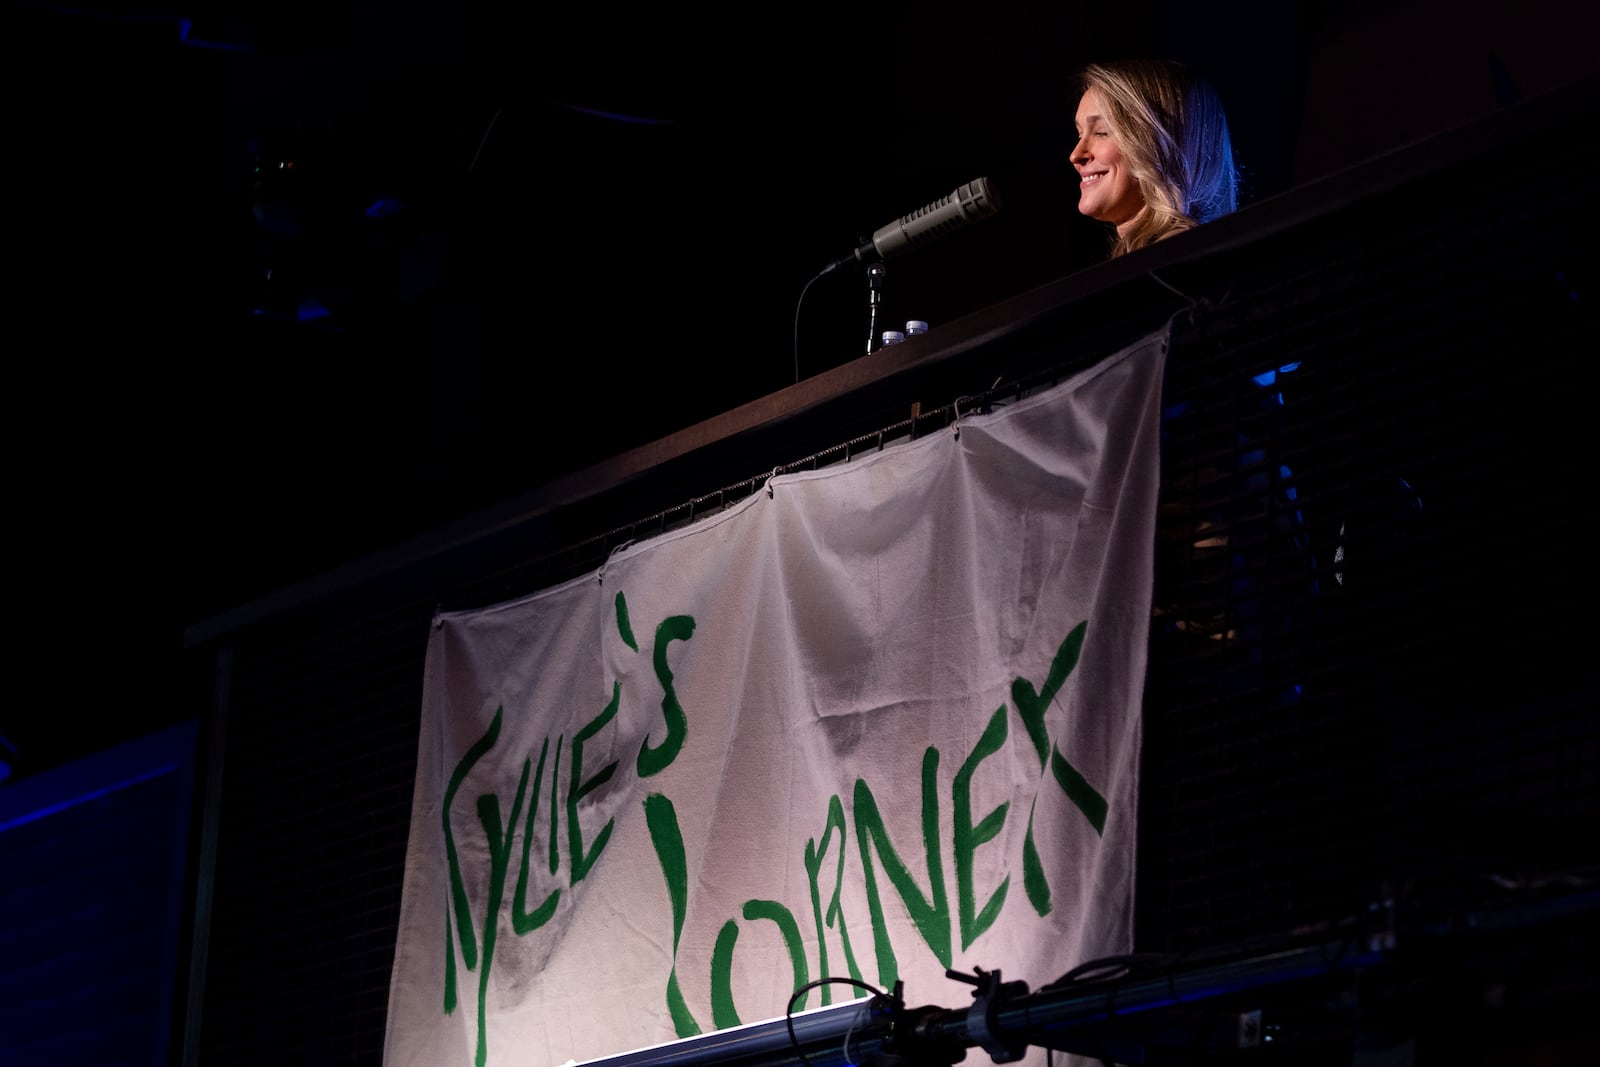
[{"left": 384, "top": 329, "right": 1168, "bottom": 1067}]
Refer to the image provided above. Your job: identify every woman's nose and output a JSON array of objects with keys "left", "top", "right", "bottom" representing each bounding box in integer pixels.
[{"left": 1071, "top": 135, "right": 1091, "bottom": 164}]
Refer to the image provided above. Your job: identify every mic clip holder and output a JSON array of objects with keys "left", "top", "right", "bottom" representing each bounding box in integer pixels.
[
  {"left": 949, "top": 966, "right": 1031, "bottom": 1063},
  {"left": 865, "top": 258, "right": 888, "bottom": 355},
  {"left": 820, "top": 239, "right": 882, "bottom": 276},
  {"left": 864, "top": 968, "right": 1030, "bottom": 1067}
]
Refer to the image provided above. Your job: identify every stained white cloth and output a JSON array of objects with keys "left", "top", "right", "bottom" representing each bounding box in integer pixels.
[{"left": 383, "top": 329, "right": 1169, "bottom": 1067}]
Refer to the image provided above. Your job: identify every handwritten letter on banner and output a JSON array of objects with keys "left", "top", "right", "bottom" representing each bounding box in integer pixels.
[{"left": 383, "top": 329, "right": 1168, "bottom": 1067}]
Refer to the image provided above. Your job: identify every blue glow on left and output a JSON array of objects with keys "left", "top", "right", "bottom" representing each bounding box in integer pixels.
[{"left": 0, "top": 762, "right": 178, "bottom": 833}]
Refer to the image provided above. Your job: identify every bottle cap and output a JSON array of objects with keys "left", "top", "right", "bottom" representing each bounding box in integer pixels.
[
  {"left": 905, "top": 320, "right": 929, "bottom": 334},
  {"left": 881, "top": 330, "right": 906, "bottom": 346}
]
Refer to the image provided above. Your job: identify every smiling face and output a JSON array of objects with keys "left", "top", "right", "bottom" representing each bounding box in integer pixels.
[{"left": 1072, "top": 89, "right": 1144, "bottom": 232}]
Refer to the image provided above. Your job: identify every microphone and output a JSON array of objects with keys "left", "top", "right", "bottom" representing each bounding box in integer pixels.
[{"left": 826, "top": 177, "right": 1002, "bottom": 272}]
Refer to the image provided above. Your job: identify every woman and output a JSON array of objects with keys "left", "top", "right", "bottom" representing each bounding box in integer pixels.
[
  {"left": 1071, "top": 58, "right": 1239, "bottom": 257},
  {"left": 1080, "top": 61, "right": 1323, "bottom": 758}
]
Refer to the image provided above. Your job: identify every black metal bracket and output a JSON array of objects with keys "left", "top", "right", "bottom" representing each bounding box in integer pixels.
[{"left": 947, "top": 966, "right": 1031, "bottom": 1063}]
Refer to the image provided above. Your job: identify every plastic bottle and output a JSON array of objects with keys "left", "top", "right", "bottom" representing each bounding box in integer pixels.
[
  {"left": 905, "top": 320, "right": 929, "bottom": 336},
  {"left": 881, "top": 330, "right": 906, "bottom": 347}
]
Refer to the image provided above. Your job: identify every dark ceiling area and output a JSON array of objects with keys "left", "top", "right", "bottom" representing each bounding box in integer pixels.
[
  {"left": 10, "top": 2, "right": 1294, "bottom": 616},
  {"left": 6, "top": 0, "right": 1597, "bottom": 781}
]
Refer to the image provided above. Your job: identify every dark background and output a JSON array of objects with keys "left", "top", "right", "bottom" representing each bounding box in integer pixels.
[
  {"left": 4, "top": 7, "right": 1598, "bottom": 1066},
  {"left": 6, "top": 0, "right": 1597, "bottom": 780}
]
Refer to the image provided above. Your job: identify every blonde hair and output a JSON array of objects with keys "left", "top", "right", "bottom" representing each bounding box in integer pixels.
[{"left": 1077, "top": 59, "right": 1238, "bottom": 257}]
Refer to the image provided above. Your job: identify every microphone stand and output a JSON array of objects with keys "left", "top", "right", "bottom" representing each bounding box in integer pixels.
[{"left": 865, "top": 259, "right": 887, "bottom": 355}]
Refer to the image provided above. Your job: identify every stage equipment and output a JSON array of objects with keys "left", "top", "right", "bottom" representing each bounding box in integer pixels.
[{"left": 573, "top": 882, "right": 1599, "bottom": 1067}]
